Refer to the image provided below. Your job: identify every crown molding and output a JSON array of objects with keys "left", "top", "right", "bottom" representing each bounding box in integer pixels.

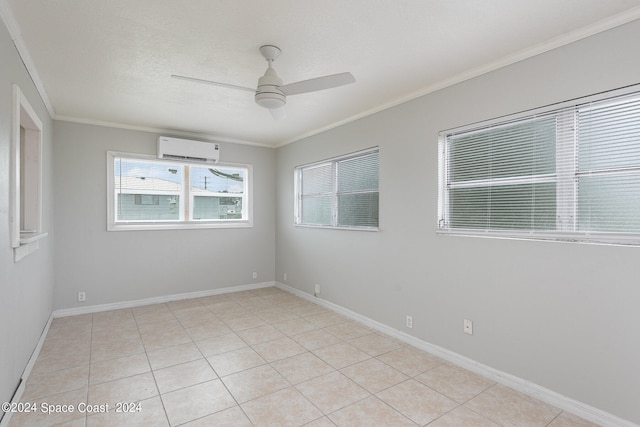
[
  {"left": 277, "top": 7, "right": 640, "bottom": 147},
  {"left": 0, "top": 0, "right": 55, "bottom": 118}
]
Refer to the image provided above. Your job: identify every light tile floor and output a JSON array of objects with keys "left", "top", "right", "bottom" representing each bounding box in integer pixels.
[{"left": 8, "top": 287, "right": 600, "bottom": 427}]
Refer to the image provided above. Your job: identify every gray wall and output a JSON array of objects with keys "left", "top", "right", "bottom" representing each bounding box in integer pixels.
[
  {"left": 0, "top": 22, "right": 54, "bottom": 412},
  {"left": 53, "top": 122, "right": 275, "bottom": 309},
  {"left": 276, "top": 20, "right": 640, "bottom": 424}
]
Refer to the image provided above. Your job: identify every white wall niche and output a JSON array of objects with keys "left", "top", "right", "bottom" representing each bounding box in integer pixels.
[{"left": 11, "top": 84, "right": 47, "bottom": 262}]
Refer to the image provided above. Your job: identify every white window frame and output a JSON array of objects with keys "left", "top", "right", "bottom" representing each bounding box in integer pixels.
[
  {"left": 438, "top": 85, "right": 640, "bottom": 246},
  {"left": 11, "top": 85, "right": 47, "bottom": 262},
  {"left": 107, "top": 151, "right": 253, "bottom": 231},
  {"left": 294, "top": 147, "right": 379, "bottom": 231}
]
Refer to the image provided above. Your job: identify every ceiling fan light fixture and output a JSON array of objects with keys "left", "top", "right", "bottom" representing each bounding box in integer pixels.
[
  {"left": 255, "top": 67, "right": 285, "bottom": 109},
  {"left": 173, "top": 44, "right": 354, "bottom": 119},
  {"left": 255, "top": 91, "right": 286, "bottom": 109}
]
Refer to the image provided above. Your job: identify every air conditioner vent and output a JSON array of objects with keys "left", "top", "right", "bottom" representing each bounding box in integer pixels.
[{"left": 157, "top": 136, "right": 220, "bottom": 164}]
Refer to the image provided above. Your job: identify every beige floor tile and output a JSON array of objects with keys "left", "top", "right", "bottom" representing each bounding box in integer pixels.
[
  {"left": 465, "top": 384, "right": 562, "bottom": 426},
  {"left": 272, "top": 318, "right": 318, "bottom": 336},
  {"left": 197, "top": 294, "right": 231, "bottom": 306},
  {"left": 312, "top": 342, "right": 371, "bottom": 369},
  {"left": 133, "top": 305, "right": 176, "bottom": 326},
  {"left": 49, "top": 314, "right": 93, "bottom": 338},
  {"left": 146, "top": 342, "right": 203, "bottom": 370},
  {"left": 223, "top": 314, "right": 267, "bottom": 332},
  {"left": 172, "top": 306, "right": 218, "bottom": 329},
  {"left": 89, "top": 352, "right": 150, "bottom": 385},
  {"left": 296, "top": 371, "right": 370, "bottom": 414},
  {"left": 256, "top": 309, "right": 300, "bottom": 324},
  {"left": 195, "top": 333, "right": 247, "bottom": 357},
  {"left": 252, "top": 286, "right": 286, "bottom": 297},
  {"left": 161, "top": 379, "right": 236, "bottom": 426},
  {"left": 428, "top": 405, "right": 499, "bottom": 427},
  {"left": 91, "top": 321, "right": 139, "bottom": 342},
  {"left": 305, "top": 312, "right": 346, "bottom": 328},
  {"left": 206, "top": 301, "right": 250, "bottom": 318},
  {"left": 340, "top": 358, "right": 408, "bottom": 394},
  {"left": 252, "top": 336, "right": 307, "bottom": 362},
  {"left": 291, "top": 328, "right": 342, "bottom": 350},
  {"left": 207, "top": 346, "right": 266, "bottom": 377},
  {"left": 51, "top": 312, "right": 93, "bottom": 325},
  {"left": 21, "top": 289, "right": 583, "bottom": 427},
  {"left": 329, "top": 396, "right": 417, "bottom": 427},
  {"left": 86, "top": 395, "right": 168, "bottom": 427},
  {"left": 40, "top": 331, "right": 90, "bottom": 354},
  {"left": 271, "top": 351, "right": 334, "bottom": 384},
  {"left": 376, "top": 379, "right": 458, "bottom": 425},
  {"left": 228, "top": 290, "right": 259, "bottom": 301},
  {"left": 237, "top": 296, "right": 277, "bottom": 311},
  {"left": 323, "top": 322, "right": 372, "bottom": 340},
  {"left": 139, "top": 322, "right": 192, "bottom": 351},
  {"left": 415, "top": 363, "right": 495, "bottom": 403},
  {"left": 50, "top": 417, "right": 87, "bottom": 427},
  {"left": 242, "top": 386, "right": 323, "bottom": 427},
  {"left": 32, "top": 339, "right": 91, "bottom": 375},
  {"left": 7, "top": 387, "right": 88, "bottom": 427},
  {"left": 180, "top": 405, "right": 253, "bottom": 426},
  {"left": 166, "top": 298, "right": 204, "bottom": 311},
  {"left": 92, "top": 308, "right": 134, "bottom": 324},
  {"left": 236, "top": 324, "right": 286, "bottom": 345},
  {"left": 153, "top": 358, "right": 217, "bottom": 394},
  {"left": 221, "top": 364, "right": 290, "bottom": 403},
  {"left": 377, "top": 346, "right": 444, "bottom": 377},
  {"left": 90, "top": 336, "right": 144, "bottom": 363},
  {"left": 291, "top": 304, "right": 331, "bottom": 318},
  {"left": 22, "top": 364, "right": 89, "bottom": 400},
  {"left": 303, "top": 417, "right": 339, "bottom": 427},
  {"left": 548, "top": 411, "right": 602, "bottom": 427},
  {"left": 185, "top": 320, "right": 233, "bottom": 341},
  {"left": 348, "top": 333, "right": 403, "bottom": 356},
  {"left": 87, "top": 372, "right": 158, "bottom": 407}
]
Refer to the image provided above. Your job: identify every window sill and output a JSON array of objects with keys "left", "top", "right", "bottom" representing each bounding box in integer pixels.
[
  {"left": 108, "top": 221, "right": 253, "bottom": 231},
  {"left": 14, "top": 232, "right": 48, "bottom": 262},
  {"left": 20, "top": 231, "right": 48, "bottom": 244},
  {"left": 295, "top": 224, "right": 379, "bottom": 232},
  {"left": 437, "top": 228, "right": 640, "bottom": 247}
]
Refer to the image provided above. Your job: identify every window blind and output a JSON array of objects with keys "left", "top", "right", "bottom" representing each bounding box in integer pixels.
[
  {"left": 296, "top": 148, "right": 379, "bottom": 230},
  {"left": 577, "top": 96, "right": 640, "bottom": 233},
  {"left": 439, "top": 89, "right": 640, "bottom": 245},
  {"left": 445, "top": 117, "right": 557, "bottom": 231}
]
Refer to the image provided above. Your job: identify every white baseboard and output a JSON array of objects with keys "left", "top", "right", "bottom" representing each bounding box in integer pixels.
[
  {"left": 275, "top": 282, "right": 638, "bottom": 427},
  {"left": 0, "top": 313, "right": 54, "bottom": 427},
  {"left": 8, "top": 281, "right": 635, "bottom": 427},
  {"left": 53, "top": 281, "right": 276, "bottom": 318}
]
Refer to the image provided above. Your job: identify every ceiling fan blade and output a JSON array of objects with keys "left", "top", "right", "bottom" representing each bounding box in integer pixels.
[
  {"left": 280, "top": 72, "right": 355, "bottom": 96},
  {"left": 171, "top": 74, "right": 255, "bottom": 93},
  {"left": 269, "top": 106, "right": 287, "bottom": 120}
]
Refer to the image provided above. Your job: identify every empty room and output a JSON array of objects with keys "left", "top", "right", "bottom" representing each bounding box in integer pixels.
[{"left": 1, "top": 1, "right": 640, "bottom": 426}]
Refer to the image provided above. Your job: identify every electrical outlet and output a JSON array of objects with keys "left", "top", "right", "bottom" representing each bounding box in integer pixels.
[
  {"left": 78, "top": 292, "right": 86, "bottom": 302},
  {"left": 284, "top": 273, "right": 287, "bottom": 281},
  {"left": 406, "top": 315, "right": 413, "bottom": 329},
  {"left": 464, "top": 319, "right": 473, "bottom": 335},
  {"left": 314, "top": 284, "right": 320, "bottom": 296},
  {"left": 252, "top": 272, "right": 257, "bottom": 279}
]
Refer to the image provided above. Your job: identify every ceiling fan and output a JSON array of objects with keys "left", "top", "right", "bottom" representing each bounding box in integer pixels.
[{"left": 172, "top": 45, "right": 355, "bottom": 119}]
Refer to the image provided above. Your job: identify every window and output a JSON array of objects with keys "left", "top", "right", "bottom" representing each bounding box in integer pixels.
[
  {"left": 438, "top": 88, "right": 640, "bottom": 245},
  {"left": 107, "top": 152, "right": 252, "bottom": 230},
  {"left": 295, "top": 148, "right": 379, "bottom": 230},
  {"left": 11, "top": 85, "right": 46, "bottom": 262}
]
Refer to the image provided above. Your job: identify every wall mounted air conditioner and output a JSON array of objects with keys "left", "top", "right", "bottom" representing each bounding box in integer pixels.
[{"left": 157, "top": 136, "right": 220, "bottom": 164}]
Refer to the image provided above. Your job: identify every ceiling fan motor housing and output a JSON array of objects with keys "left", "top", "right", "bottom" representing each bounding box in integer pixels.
[{"left": 255, "top": 67, "right": 286, "bottom": 109}]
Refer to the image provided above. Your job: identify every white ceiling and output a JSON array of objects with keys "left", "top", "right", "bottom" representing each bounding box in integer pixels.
[{"left": 4, "top": 0, "right": 640, "bottom": 147}]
